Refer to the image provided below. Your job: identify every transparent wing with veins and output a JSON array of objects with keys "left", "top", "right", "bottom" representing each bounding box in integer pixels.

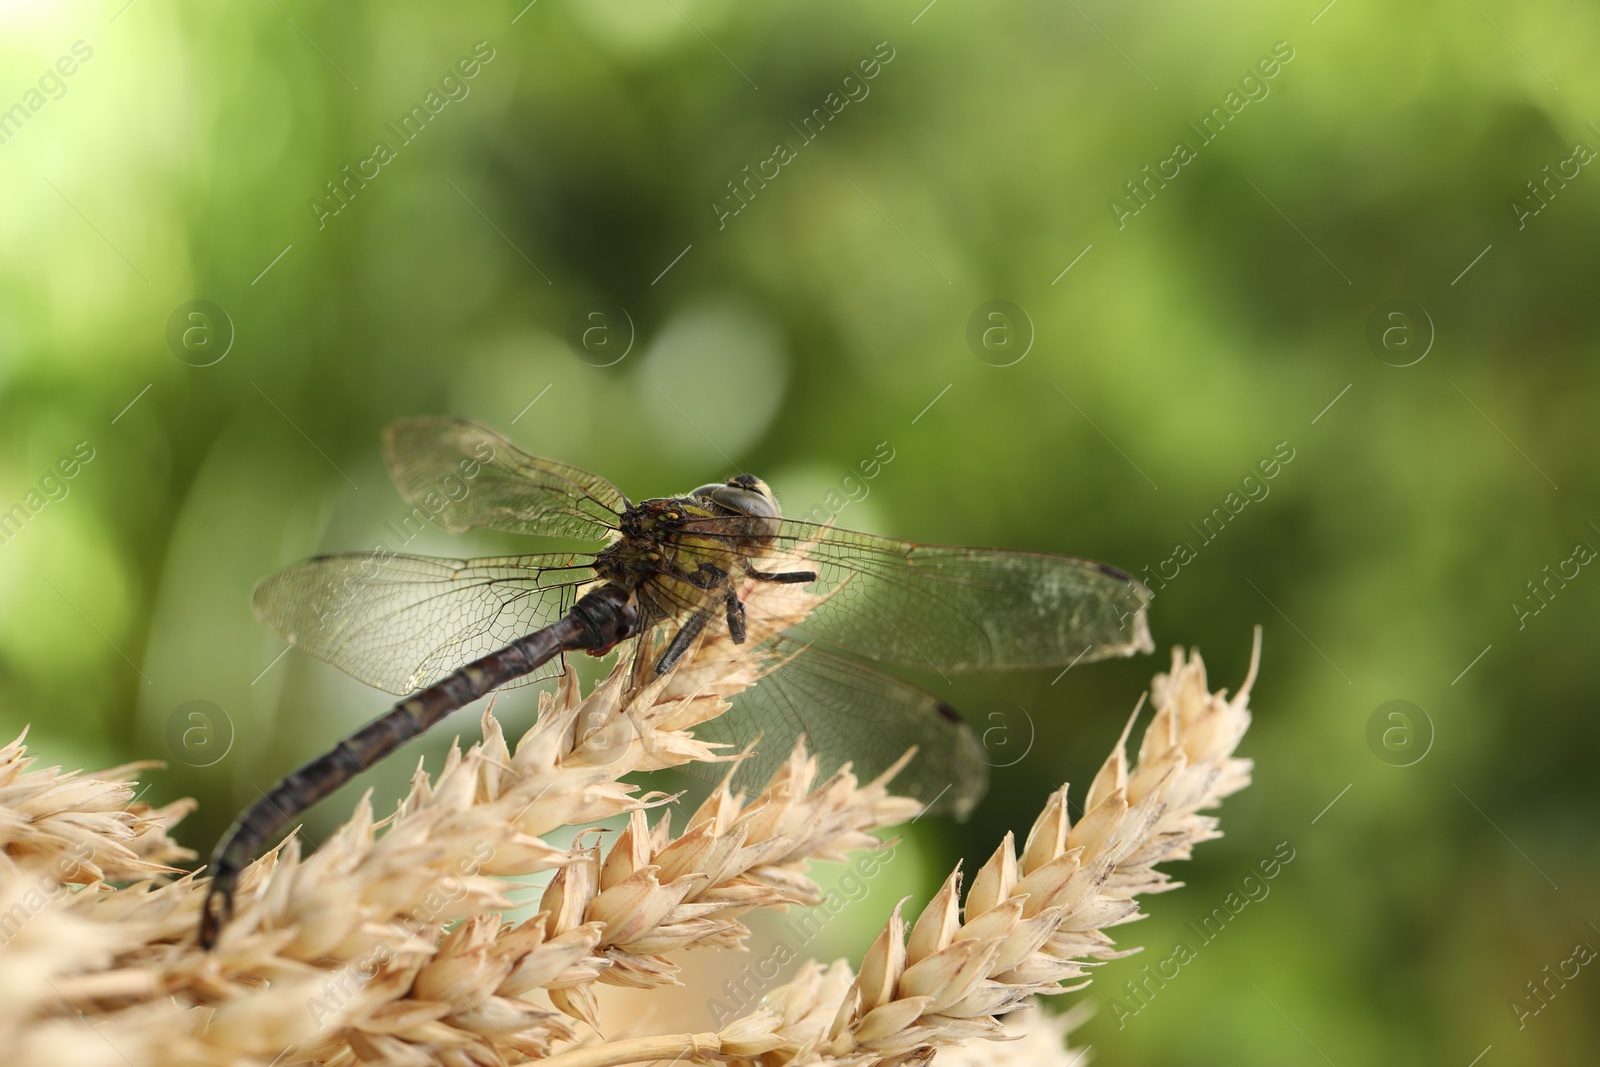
[
  {"left": 252, "top": 552, "right": 596, "bottom": 694},
  {"left": 691, "top": 638, "right": 991, "bottom": 818},
  {"left": 383, "top": 415, "right": 627, "bottom": 542},
  {"left": 688, "top": 517, "right": 1155, "bottom": 673}
]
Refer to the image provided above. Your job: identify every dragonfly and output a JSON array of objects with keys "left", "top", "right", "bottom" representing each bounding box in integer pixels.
[{"left": 198, "top": 416, "right": 1152, "bottom": 946}]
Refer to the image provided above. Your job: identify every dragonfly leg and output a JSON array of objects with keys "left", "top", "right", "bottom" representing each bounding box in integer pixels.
[
  {"left": 724, "top": 587, "right": 747, "bottom": 644},
  {"left": 687, "top": 562, "right": 727, "bottom": 589},
  {"left": 744, "top": 560, "right": 817, "bottom": 584},
  {"left": 654, "top": 609, "right": 711, "bottom": 673}
]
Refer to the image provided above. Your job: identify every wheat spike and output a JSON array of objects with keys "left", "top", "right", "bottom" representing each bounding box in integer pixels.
[{"left": 0, "top": 561, "right": 1258, "bottom": 1067}]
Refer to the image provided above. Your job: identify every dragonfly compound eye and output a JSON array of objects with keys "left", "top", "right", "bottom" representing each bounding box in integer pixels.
[{"left": 692, "top": 480, "right": 780, "bottom": 520}]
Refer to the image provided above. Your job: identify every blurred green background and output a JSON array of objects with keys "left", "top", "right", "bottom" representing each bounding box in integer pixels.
[{"left": 2, "top": 0, "right": 1597, "bottom": 1062}]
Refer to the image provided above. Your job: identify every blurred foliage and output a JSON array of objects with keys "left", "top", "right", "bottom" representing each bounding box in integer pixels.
[{"left": 2, "top": 0, "right": 1598, "bottom": 1062}]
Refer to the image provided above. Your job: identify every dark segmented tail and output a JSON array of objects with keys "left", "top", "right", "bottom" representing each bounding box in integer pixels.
[{"left": 199, "top": 583, "right": 635, "bottom": 947}]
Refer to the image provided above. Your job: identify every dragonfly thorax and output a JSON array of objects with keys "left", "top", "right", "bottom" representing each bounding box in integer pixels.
[{"left": 596, "top": 486, "right": 779, "bottom": 598}]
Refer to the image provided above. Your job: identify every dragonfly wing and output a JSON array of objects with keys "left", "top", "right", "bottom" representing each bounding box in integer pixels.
[
  {"left": 253, "top": 552, "right": 593, "bottom": 694},
  {"left": 692, "top": 640, "right": 989, "bottom": 818},
  {"left": 703, "top": 518, "right": 1153, "bottom": 672},
  {"left": 383, "top": 416, "right": 627, "bottom": 542}
]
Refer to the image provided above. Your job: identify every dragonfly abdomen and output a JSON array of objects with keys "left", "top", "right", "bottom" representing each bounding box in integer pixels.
[{"left": 199, "top": 583, "right": 636, "bottom": 947}]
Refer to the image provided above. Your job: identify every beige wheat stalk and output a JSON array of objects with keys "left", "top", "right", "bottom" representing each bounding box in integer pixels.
[{"left": 0, "top": 559, "right": 1258, "bottom": 1067}]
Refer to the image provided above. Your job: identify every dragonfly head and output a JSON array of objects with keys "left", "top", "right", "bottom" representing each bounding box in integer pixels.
[{"left": 692, "top": 474, "right": 781, "bottom": 520}]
